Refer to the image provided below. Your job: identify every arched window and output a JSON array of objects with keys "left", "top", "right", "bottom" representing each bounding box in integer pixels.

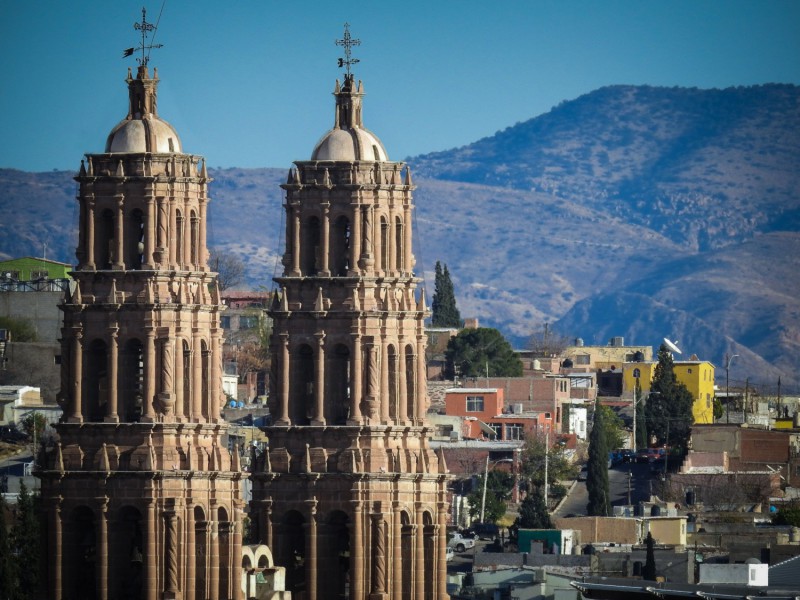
[
  {"left": 176, "top": 209, "right": 184, "bottom": 266},
  {"left": 423, "top": 512, "right": 435, "bottom": 597},
  {"left": 380, "top": 216, "right": 389, "bottom": 272},
  {"left": 97, "top": 208, "right": 115, "bottom": 269},
  {"left": 195, "top": 506, "right": 207, "bottom": 599},
  {"left": 182, "top": 340, "right": 191, "bottom": 418},
  {"left": 127, "top": 208, "right": 145, "bottom": 269},
  {"left": 405, "top": 344, "right": 416, "bottom": 421},
  {"left": 121, "top": 338, "right": 144, "bottom": 422},
  {"left": 111, "top": 506, "right": 143, "bottom": 600},
  {"left": 301, "top": 217, "right": 321, "bottom": 275},
  {"left": 86, "top": 339, "right": 108, "bottom": 421},
  {"left": 395, "top": 216, "right": 404, "bottom": 272},
  {"left": 281, "top": 511, "right": 306, "bottom": 594},
  {"left": 319, "top": 511, "right": 350, "bottom": 600},
  {"left": 331, "top": 215, "right": 351, "bottom": 276},
  {"left": 218, "top": 507, "right": 231, "bottom": 599},
  {"left": 291, "top": 344, "right": 314, "bottom": 424},
  {"left": 326, "top": 344, "right": 350, "bottom": 424},
  {"left": 201, "top": 340, "right": 210, "bottom": 419},
  {"left": 190, "top": 210, "right": 199, "bottom": 267},
  {"left": 65, "top": 506, "right": 96, "bottom": 599}
]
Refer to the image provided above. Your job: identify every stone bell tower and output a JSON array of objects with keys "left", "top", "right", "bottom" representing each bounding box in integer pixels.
[
  {"left": 38, "top": 61, "right": 243, "bottom": 600},
  {"left": 250, "top": 30, "right": 451, "bottom": 600}
]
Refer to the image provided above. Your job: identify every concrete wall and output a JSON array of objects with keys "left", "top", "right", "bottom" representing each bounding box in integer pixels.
[
  {"left": 699, "top": 563, "right": 768, "bottom": 586},
  {"left": 0, "top": 290, "right": 63, "bottom": 343}
]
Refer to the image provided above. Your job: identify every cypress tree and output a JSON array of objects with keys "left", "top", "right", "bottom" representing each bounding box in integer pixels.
[
  {"left": 431, "top": 261, "right": 461, "bottom": 327},
  {"left": 643, "top": 531, "right": 657, "bottom": 580},
  {"left": 515, "top": 488, "right": 553, "bottom": 530},
  {"left": 0, "top": 496, "right": 15, "bottom": 600},
  {"left": 10, "top": 481, "right": 39, "bottom": 599},
  {"left": 645, "top": 344, "right": 694, "bottom": 451},
  {"left": 586, "top": 399, "right": 611, "bottom": 516}
]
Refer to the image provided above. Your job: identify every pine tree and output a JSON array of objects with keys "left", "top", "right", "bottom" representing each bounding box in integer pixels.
[
  {"left": 586, "top": 399, "right": 610, "bottom": 516},
  {"left": 515, "top": 488, "right": 553, "bottom": 530},
  {"left": 445, "top": 327, "right": 523, "bottom": 379},
  {"left": 644, "top": 344, "right": 694, "bottom": 451},
  {"left": 643, "top": 531, "right": 657, "bottom": 580},
  {"left": 431, "top": 261, "right": 461, "bottom": 327}
]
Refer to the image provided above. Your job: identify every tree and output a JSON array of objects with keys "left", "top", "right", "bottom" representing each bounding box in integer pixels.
[
  {"left": 0, "top": 316, "right": 37, "bottom": 342},
  {"left": 10, "top": 481, "right": 39, "bottom": 599},
  {"left": 0, "top": 496, "right": 15, "bottom": 599},
  {"left": 431, "top": 261, "right": 461, "bottom": 327},
  {"left": 519, "top": 431, "right": 576, "bottom": 491},
  {"left": 527, "top": 323, "right": 570, "bottom": 358},
  {"left": 208, "top": 248, "right": 245, "bottom": 291},
  {"left": 597, "top": 404, "right": 626, "bottom": 451},
  {"left": 466, "top": 470, "right": 513, "bottom": 523},
  {"left": 586, "top": 400, "right": 611, "bottom": 516},
  {"left": 515, "top": 489, "right": 552, "bottom": 530},
  {"left": 644, "top": 344, "right": 694, "bottom": 451},
  {"left": 643, "top": 531, "right": 657, "bottom": 581},
  {"left": 445, "top": 327, "right": 522, "bottom": 379}
]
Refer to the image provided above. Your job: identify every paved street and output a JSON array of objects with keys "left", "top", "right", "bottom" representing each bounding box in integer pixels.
[{"left": 554, "top": 461, "right": 654, "bottom": 517}]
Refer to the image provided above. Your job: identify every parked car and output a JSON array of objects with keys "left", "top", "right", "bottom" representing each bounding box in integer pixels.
[
  {"left": 448, "top": 532, "right": 476, "bottom": 553},
  {"left": 466, "top": 522, "right": 499, "bottom": 541},
  {"left": 445, "top": 547, "right": 454, "bottom": 562},
  {"left": 577, "top": 465, "right": 588, "bottom": 481}
]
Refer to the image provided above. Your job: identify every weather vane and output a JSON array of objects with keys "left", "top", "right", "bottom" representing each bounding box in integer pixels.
[
  {"left": 122, "top": 6, "right": 164, "bottom": 66},
  {"left": 335, "top": 22, "right": 360, "bottom": 76}
]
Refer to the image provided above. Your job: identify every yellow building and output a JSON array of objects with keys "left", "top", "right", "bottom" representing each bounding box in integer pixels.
[{"left": 623, "top": 360, "right": 716, "bottom": 425}]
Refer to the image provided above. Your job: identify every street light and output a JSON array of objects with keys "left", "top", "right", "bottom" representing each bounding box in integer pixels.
[{"left": 725, "top": 353, "right": 739, "bottom": 424}]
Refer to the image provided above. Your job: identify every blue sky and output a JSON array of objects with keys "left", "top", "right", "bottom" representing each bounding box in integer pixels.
[{"left": 2, "top": 0, "right": 799, "bottom": 172}]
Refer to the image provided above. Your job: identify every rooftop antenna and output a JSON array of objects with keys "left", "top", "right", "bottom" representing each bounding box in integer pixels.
[
  {"left": 122, "top": 4, "right": 166, "bottom": 67},
  {"left": 663, "top": 338, "right": 682, "bottom": 355},
  {"left": 335, "top": 22, "right": 361, "bottom": 77}
]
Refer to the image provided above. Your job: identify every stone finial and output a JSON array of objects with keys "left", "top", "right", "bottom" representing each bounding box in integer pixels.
[
  {"left": 201, "top": 159, "right": 208, "bottom": 179},
  {"left": 405, "top": 166, "right": 413, "bottom": 186},
  {"left": 286, "top": 168, "right": 294, "bottom": 184},
  {"left": 87, "top": 156, "right": 94, "bottom": 176},
  {"left": 71, "top": 280, "right": 82, "bottom": 305},
  {"left": 437, "top": 447, "right": 449, "bottom": 474},
  {"left": 322, "top": 168, "right": 332, "bottom": 188},
  {"left": 100, "top": 443, "right": 111, "bottom": 475},
  {"left": 263, "top": 448, "right": 272, "bottom": 473},
  {"left": 280, "top": 287, "right": 289, "bottom": 312},
  {"left": 231, "top": 445, "right": 241, "bottom": 472},
  {"left": 55, "top": 442, "right": 65, "bottom": 474},
  {"left": 314, "top": 287, "right": 325, "bottom": 313},
  {"left": 293, "top": 167, "right": 302, "bottom": 185},
  {"left": 417, "top": 288, "right": 426, "bottom": 312},
  {"left": 116, "top": 160, "right": 125, "bottom": 177},
  {"left": 107, "top": 279, "right": 118, "bottom": 304},
  {"left": 304, "top": 444, "right": 312, "bottom": 474},
  {"left": 79, "top": 160, "right": 86, "bottom": 177}
]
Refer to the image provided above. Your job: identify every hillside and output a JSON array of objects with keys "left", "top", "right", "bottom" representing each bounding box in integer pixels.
[{"left": 1, "top": 84, "right": 798, "bottom": 389}]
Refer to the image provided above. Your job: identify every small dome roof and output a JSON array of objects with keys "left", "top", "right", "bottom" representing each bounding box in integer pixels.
[
  {"left": 311, "top": 127, "right": 387, "bottom": 161},
  {"left": 105, "top": 116, "right": 182, "bottom": 153},
  {"left": 310, "top": 75, "right": 388, "bottom": 162}
]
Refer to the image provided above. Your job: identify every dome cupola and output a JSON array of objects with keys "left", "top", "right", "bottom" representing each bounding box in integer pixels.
[
  {"left": 311, "top": 74, "right": 388, "bottom": 161},
  {"left": 105, "top": 65, "right": 182, "bottom": 154}
]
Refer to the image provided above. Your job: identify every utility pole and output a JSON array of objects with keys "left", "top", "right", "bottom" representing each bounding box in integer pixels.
[
  {"left": 544, "top": 430, "right": 550, "bottom": 512},
  {"left": 480, "top": 454, "right": 489, "bottom": 523},
  {"left": 725, "top": 353, "right": 739, "bottom": 424}
]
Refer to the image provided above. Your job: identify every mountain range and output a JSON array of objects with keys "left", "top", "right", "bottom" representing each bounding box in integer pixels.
[{"left": 1, "top": 84, "right": 798, "bottom": 389}]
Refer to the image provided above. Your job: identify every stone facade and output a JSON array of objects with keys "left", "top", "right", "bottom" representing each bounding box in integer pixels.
[
  {"left": 250, "top": 73, "right": 451, "bottom": 600},
  {"left": 38, "top": 64, "right": 243, "bottom": 600}
]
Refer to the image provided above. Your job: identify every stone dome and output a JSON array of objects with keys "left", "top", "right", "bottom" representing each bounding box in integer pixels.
[
  {"left": 105, "top": 116, "right": 182, "bottom": 153},
  {"left": 104, "top": 65, "right": 182, "bottom": 154},
  {"left": 310, "top": 75, "right": 388, "bottom": 162},
  {"left": 311, "top": 127, "right": 387, "bottom": 162}
]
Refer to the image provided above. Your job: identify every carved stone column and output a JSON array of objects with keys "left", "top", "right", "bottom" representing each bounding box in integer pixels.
[
  {"left": 305, "top": 500, "right": 318, "bottom": 600},
  {"left": 210, "top": 331, "right": 222, "bottom": 422},
  {"left": 192, "top": 332, "right": 203, "bottom": 421},
  {"left": 168, "top": 196, "right": 178, "bottom": 268},
  {"left": 320, "top": 201, "right": 330, "bottom": 276},
  {"left": 158, "top": 337, "right": 175, "bottom": 418},
  {"left": 186, "top": 504, "right": 196, "bottom": 600},
  {"left": 366, "top": 343, "right": 379, "bottom": 422},
  {"left": 198, "top": 198, "right": 208, "bottom": 269},
  {"left": 392, "top": 508, "right": 402, "bottom": 600},
  {"left": 415, "top": 509, "right": 424, "bottom": 600},
  {"left": 174, "top": 339, "right": 184, "bottom": 421},
  {"left": 68, "top": 329, "right": 83, "bottom": 423},
  {"left": 113, "top": 195, "right": 124, "bottom": 269},
  {"left": 106, "top": 325, "right": 119, "bottom": 422},
  {"left": 163, "top": 509, "right": 179, "bottom": 598},
  {"left": 370, "top": 513, "right": 387, "bottom": 600},
  {"left": 352, "top": 502, "right": 364, "bottom": 600},
  {"left": 156, "top": 197, "right": 169, "bottom": 266},
  {"left": 145, "top": 499, "right": 157, "bottom": 600},
  {"left": 86, "top": 197, "right": 96, "bottom": 269},
  {"left": 97, "top": 499, "right": 109, "bottom": 600},
  {"left": 313, "top": 333, "right": 325, "bottom": 425},
  {"left": 380, "top": 339, "right": 390, "bottom": 423},
  {"left": 350, "top": 199, "right": 362, "bottom": 275},
  {"left": 277, "top": 333, "right": 290, "bottom": 425},
  {"left": 416, "top": 336, "right": 427, "bottom": 423},
  {"left": 208, "top": 519, "right": 219, "bottom": 600},
  {"left": 403, "top": 204, "right": 412, "bottom": 273},
  {"left": 437, "top": 505, "right": 449, "bottom": 600}
]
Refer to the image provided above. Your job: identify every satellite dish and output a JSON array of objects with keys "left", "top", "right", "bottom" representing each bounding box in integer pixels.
[{"left": 663, "top": 338, "right": 682, "bottom": 355}]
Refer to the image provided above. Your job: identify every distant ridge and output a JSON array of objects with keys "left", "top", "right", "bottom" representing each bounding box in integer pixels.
[{"left": 2, "top": 84, "right": 798, "bottom": 388}]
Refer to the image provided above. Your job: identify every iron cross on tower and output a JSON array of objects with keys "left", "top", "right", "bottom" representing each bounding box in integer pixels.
[
  {"left": 335, "top": 22, "right": 360, "bottom": 76},
  {"left": 123, "top": 7, "right": 163, "bottom": 66}
]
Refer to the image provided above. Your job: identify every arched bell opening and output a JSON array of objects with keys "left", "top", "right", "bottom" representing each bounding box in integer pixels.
[
  {"left": 111, "top": 505, "right": 143, "bottom": 600},
  {"left": 127, "top": 208, "right": 145, "bottom": 269},
  {"left": 65, "top": 506, "right": 97, "bottom": 600},
  {"left": 327, "top": 343, "right": 351, "bottom": 424},
  {"left": 319, "top": 510, "right": 350, "bottom": 600},
  {"left": 291, "top": 344, "right": 314, "bottom": 424},
  {"left": 405, "top": 344, "right": 416, "bottom": 421},
  {"left": 331, "top": 215, "right": 351, "bottom": 276},
  {"left": 280, "top": 510, "right": 307, "bottom": 594},
  {"left": 96, "top": 208, "right": 115, "bottom": 270},
  {"left": 388, "top": 344, "right": 398, "bottom": 420},
  {"left": 85, "top": 338, "right": 108, "bottom": 421},
  {"left": 121, "top": 338, "right": 144, "bottom": 422}
]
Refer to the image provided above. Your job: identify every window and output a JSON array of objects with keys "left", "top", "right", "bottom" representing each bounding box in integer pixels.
[
  {"left": 489, "top": 424, "right": 502, "bottom": 439},
  {"left": 2, "top": 270, "right": 20, "bottom": 280},
  {"left": 466, "top": 396, "right": 484, "bottom": 412},
  {"left": 576, "top": 354, "right": 590, "bottom": 365},
  {"left": 505, "top": 424, "right": 524, "bottom": 440},
  {"left": 31, "top": 270, "right": 48, "bottom": 280},
  {"left": 239, "top": 316, "right": 259, "bottom": 329},
  {"left": 221, "top": 316, "right": 231, "bottom": 329}
]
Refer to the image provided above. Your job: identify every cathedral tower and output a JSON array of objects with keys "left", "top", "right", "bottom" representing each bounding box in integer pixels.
[
  {"left": 251, "top": 32, "right": 451, "bottom": 600},
  {"left": 38, "top": 59, "right": 243, "bottom": 600}
]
